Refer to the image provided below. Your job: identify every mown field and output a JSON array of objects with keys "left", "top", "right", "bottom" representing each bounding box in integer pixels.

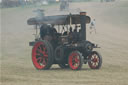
[{"left": 1, "top": 1, "right": 128, "bottom": 85}]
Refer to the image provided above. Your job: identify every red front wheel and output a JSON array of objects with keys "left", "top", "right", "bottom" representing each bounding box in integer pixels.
[
  {"left": 88, "top": 51, "right": 102, "bottom": 69},
  {"left": 32, "top": 40, "right": 53, "bottom": 70},
  {"left": 68, "top": 51, "right": 84, "bottom": 70}
]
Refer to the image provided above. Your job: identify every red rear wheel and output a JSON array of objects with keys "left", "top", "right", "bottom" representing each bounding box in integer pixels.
[
  {"left": 32, "top": 41, "right": 53, "bottom": 70},
  {"left": 68, "top": 51, "right": 83, "bottom": 70},
  {"left": 88, "top": 51, "right": 102, "bottom": 69}
]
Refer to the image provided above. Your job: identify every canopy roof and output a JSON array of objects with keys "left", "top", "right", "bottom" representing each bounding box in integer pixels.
[{"left": 27, "top": 14, "right": 91, "bottom": 25}]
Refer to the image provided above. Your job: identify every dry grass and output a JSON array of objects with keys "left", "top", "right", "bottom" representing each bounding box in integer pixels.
[{"left": 1, "top": 1, "right": 128, "bottom": 85}]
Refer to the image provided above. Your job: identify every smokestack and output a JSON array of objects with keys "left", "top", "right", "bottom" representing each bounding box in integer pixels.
[{"left": 80, "top": 12, "right": 86, "bottom": 41}]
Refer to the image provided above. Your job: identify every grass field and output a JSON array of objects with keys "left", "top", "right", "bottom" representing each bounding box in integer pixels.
[{"left": 1, "top": 1, "right": 128, "bottom": 85}]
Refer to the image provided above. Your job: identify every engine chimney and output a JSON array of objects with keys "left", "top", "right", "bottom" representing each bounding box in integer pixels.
[{"left": 80, "top": 12, "right": 86, "bottom": 41}]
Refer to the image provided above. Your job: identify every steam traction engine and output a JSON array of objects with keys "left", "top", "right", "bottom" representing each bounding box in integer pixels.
[{"left": 27, "top": 12, "right": 102, "bottom": 70}]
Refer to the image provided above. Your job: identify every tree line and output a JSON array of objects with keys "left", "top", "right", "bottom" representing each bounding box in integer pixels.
[{"left": 1, "top": 0, "right": 43, "bottom": 8}]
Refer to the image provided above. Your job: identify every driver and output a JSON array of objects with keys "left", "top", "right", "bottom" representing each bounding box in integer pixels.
[{"left": 40, "top": 24, "right": 53, "bottom": 41}]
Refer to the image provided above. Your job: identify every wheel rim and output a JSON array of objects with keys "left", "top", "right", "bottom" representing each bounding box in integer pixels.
[
  {"left": 69, "top": 53, "right": 80, "bottom": 70},
  {"left": 88, "top": 53, "right": 99, "bottom": 69},
  {"left": 32, "top": 42, "right": 48, "bottom": 69}
]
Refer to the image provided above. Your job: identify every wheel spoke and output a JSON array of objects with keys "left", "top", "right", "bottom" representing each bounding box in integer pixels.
[
  {"left": 90, "top": 54, "right": 98, "bottom": 68},
  {"left": 37, "top": 57, "right": 42, "bottom": 63},
  {"left": 94, "top": 62, "right": 97, "bottom": 66},
  {"left": 37, "top": 48, "right": 43, "bottom": 54},
  {"left": 36, "top": 53, "right": 41, "bottom": 57},
  {"left": 42, "top": 58, "right": 47, "bottom": 65},
  {"left": 38, "top": 46, "right": 42, "bottom": 50},
  {"left": 41, "top": 45, "right": 46, "bottom": 52},
  {"left": 75, "top": 57, "right": 80, "bottom": 63},
  {"left": 42, "top": 51, "right": 48, "bottom": 56},
  {"left": 44, "top": 54, "right": 48, "bottom": 58},
  {"left": 37, "top": 45, "right": 48, "bottom": 58}
]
